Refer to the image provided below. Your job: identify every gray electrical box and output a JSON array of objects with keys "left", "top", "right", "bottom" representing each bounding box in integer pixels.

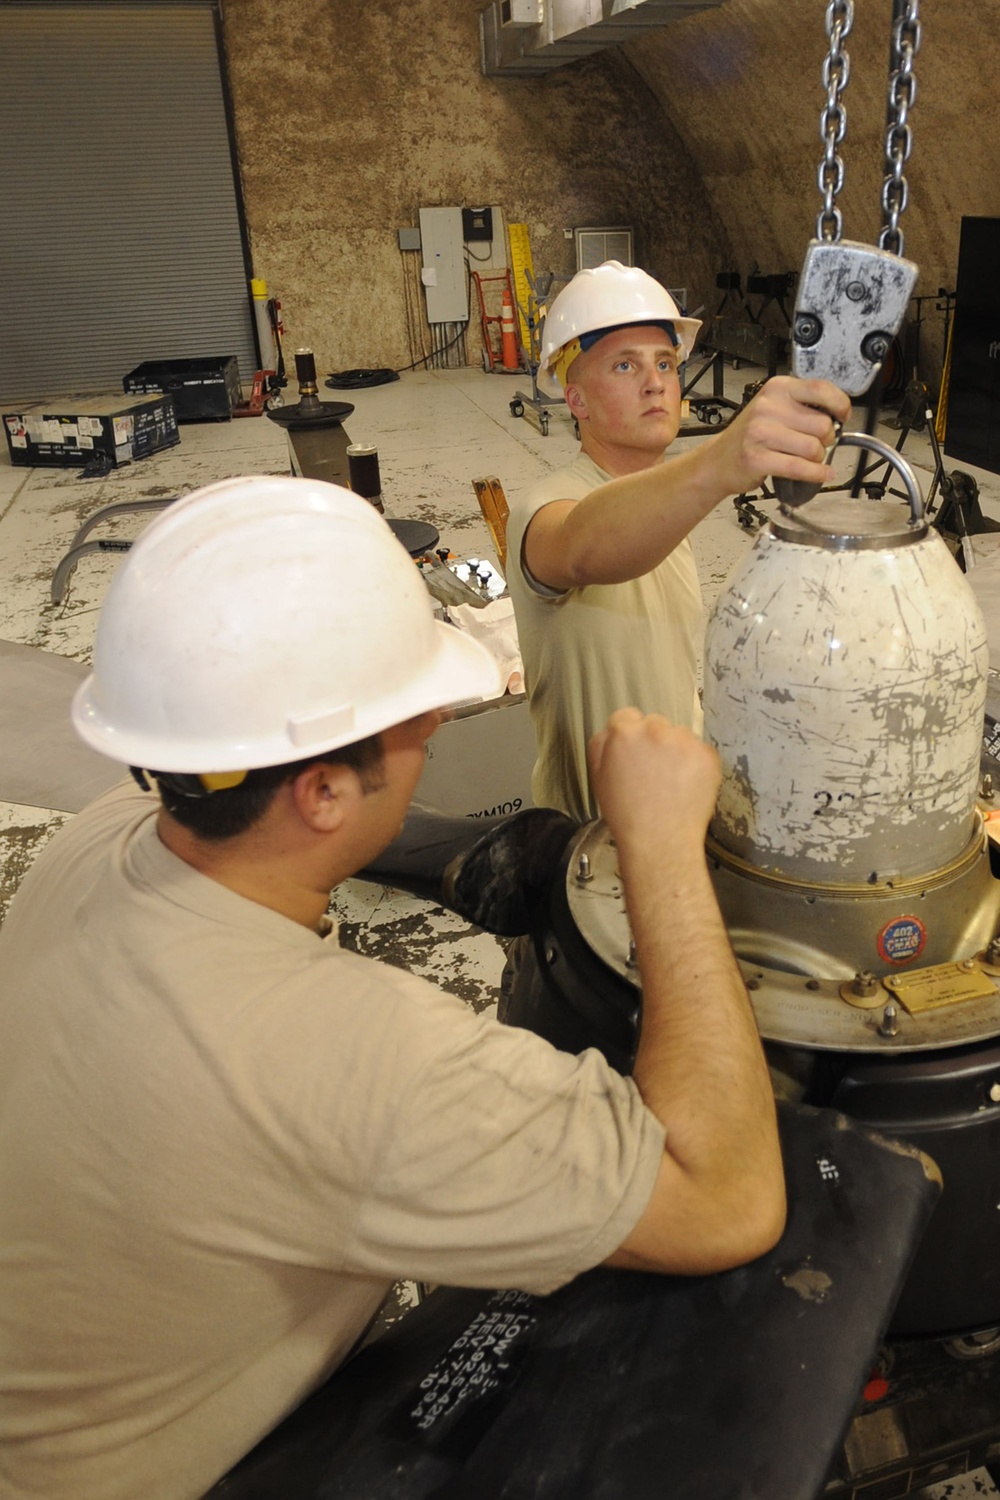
[
  {"left": 418, "top": 207, "right": 468, "bottom": 323},
  {"left": 398, "top": 226, "right": 421, "bottom": 252},
  {"left": 499, "top": 0, "right": 542, "bottom": 25}
]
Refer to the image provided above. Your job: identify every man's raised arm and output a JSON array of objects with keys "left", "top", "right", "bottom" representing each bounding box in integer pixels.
[
  {"left": 524, "top": 376, "right": 850, "bottom": 592},
  {"left": 590, "top": 710, "right": 786, "bottom": 1275}
]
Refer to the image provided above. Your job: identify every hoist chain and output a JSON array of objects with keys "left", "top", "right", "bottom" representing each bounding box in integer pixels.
[
  {"left": 879, "top": 0, "right": 921, "bottom": 258},
  {"left": 815, "top": 0, "right": 920, "bottom": 256},
  {"left": 788, "top": 0, "right": 924, "bottom": 449},
  {"left": 817, "top": 0, "right": 853, "bottom": 243}
]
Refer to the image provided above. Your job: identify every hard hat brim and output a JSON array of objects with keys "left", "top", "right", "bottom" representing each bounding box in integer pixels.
[
  {"left": 542, "top": 315, "right": 703, "bottom": 383},
  {"left": 71, "top": 621, "right": 503, "bottom": 775}
]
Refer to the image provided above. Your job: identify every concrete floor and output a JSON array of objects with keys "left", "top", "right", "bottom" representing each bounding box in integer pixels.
[{"left": 3, "top": 362, "right": 1000, "bottom": 1497}]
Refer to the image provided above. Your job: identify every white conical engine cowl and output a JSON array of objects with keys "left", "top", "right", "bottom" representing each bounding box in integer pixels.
[{"left": 703, "top": 499, "right": 988, "bottom": 885}]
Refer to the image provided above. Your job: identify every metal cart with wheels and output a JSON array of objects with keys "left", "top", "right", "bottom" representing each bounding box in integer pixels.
[{"left": 508, "top": 270, "right": 567, "bottom": 437}]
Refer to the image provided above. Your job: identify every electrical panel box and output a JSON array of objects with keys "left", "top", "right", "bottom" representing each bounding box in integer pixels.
[
  {"left": 419, "top": 207, "right": 468, "bottom": 323},
  {"left": 398, "top": 226, "right": 421, "bottom": 252},
  {"left": 463, "top": 206, "right": 493, "bottom": 242},
  {"left": 466, "top": 206, "right": 508, "bottom": 273}
]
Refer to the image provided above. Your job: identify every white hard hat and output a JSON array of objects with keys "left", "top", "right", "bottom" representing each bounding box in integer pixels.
[
  {"left": 72, "top": 476, "right": 502, "bottom": 774},
  {"left": 539, "top": 261, "right": 702, "bottom": 386}
]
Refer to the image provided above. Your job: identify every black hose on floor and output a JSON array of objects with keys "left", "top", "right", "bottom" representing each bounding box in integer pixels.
[{"left": 324, "top": 368, "right": 400, "bottom": 389}]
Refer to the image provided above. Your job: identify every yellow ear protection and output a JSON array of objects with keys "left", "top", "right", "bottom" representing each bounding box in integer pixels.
[
  {"left": 552, "top": 320, "right": 680, "bottom": 388},
  {"left": 130, "top": 767, "right": 248, "bottom": 798},
  {"left": 551, "top": 338, "right": 584, "bottom": 390}
]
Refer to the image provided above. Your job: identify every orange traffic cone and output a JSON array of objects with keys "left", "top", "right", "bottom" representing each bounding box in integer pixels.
[{"left": 500, "top": 287, "right": 520, "bottom": 372}]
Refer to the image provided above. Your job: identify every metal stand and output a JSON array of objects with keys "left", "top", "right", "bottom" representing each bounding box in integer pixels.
[
  {"left": 832, "top": 380, "right": 1000, "bottom": 569},
  {"left": 265, "top": 350, "right": 353, "bottom": 431},
  {"left": 674, "top": 268, "right": 787, "bottom": 437},
  {"left": 508, "top": 271, "right": 567, "bottom": 438},
  {"left": 744, "top": 270, "right": 796, "bottom": 330},
  {"left": 676, "top": 347, "right": 746, "bottom": 435},
  {"left": 673, "top": 268, "right": 790, "bottom": 439},
  {"left": 51, "top": 497, "right": 176, "bottom": 605}
]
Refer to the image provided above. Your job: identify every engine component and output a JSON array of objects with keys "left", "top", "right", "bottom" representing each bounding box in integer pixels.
[
  {"left": 704, "top": 477, "right": 986, "bottom": 890},
  {"left": 266, "top": 349, "right": 354, "bottom": 430}
]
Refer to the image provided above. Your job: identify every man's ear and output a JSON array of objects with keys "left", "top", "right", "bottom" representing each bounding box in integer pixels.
[
  {"left": 564, "top": 381, "right": 587, "bottom": 421},
  {"left": 289, "top": 761, "right": 357, "bottom": 834}
]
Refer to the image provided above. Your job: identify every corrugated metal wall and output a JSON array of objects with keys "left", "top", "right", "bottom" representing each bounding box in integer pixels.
[{"left": 0, "top": 3, "right": 256, "bottom": 402}]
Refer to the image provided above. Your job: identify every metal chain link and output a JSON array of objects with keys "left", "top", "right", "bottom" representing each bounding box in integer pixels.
[
  {"left": 817, "top": 0, "right": 854, "bottom": 242},
  {"left": 815, "top": 1, "right": 920, "bottom": 256},
  {"left": 879, "top": 0, "right": 921, "bottom": 257}
]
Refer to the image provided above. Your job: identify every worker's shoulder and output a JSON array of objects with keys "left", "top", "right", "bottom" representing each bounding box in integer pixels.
[
  {"left": 508, "top": 453, "right": 610, "bottom": 543},
  {"left": 34, "top": 777, "right": 148, "bottom": 857},
  {"left": 504, "top": 454, "right": 603, "bottom": 601},
  {"left": 0, "top": 779, "right": 149, "bottom": 932}
]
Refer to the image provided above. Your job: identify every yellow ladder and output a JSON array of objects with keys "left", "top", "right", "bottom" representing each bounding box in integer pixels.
[{"left": 507, "top": 222, "right": 535, "bottom": 351}]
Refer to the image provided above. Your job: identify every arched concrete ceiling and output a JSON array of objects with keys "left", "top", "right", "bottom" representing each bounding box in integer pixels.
[{"left": 623, "top": 0, "right": 999, "bottom": 377}]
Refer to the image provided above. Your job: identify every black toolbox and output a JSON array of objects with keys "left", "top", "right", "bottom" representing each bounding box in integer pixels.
[
  {"left": 4, "top": 393, "right": 179, "bottom": 468},
  {"left": 123, "top": 356, "right": 241, "bottom": 422}
]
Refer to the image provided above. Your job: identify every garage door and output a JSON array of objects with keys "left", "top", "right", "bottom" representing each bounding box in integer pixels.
[{"left": 0, "top": 2, "right": 256, "bottom": 402}]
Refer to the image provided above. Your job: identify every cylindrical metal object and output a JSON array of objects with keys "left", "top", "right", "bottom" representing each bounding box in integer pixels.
[
  {"left": 251, "top": 277, "right": 277, "bottom": 371},
  {"left": 266, "top": 350, "right": 354, "bottom": 430},
  {"left": 346, "top": 444, "right": 384, "bottom": 512},
  {"left": 294, "top": 348, "right": 319, "bottom": 396},
  {"left": 703, "top": 497, "right": 988, "bottom": 884}
]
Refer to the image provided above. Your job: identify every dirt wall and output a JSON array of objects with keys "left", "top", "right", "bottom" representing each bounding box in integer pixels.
[
  {"left": 222, "top": 1, "right": 995, "bottom": 388},
  {"left": 219, "top": 0, "right": 730, "bottom": 374}
]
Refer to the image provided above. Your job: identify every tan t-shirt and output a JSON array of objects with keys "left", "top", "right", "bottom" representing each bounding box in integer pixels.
[
  {"left": 507, "top": 452, "right": 704, "bottom": 823},
  {"left": 0, "top": 783, "right": 665, "bottom": 1500}
]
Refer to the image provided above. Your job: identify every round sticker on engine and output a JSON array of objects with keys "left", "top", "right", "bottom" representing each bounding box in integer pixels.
[{"left": 877, "top": 916, "right": 927, "bottom": 965}]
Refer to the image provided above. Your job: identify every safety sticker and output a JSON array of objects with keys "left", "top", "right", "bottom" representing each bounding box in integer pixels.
[{"left": 876, "top": 915, "right": 927, "bottom": 966}]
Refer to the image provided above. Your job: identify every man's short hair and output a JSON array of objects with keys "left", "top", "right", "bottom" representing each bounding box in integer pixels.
[{"left": 150, "top": 734, "right": 385, "bottom": 841}]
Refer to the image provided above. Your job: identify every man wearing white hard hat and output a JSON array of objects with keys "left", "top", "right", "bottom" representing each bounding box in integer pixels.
[
  {"left": 0, "top": 477, "right": 784, "bottom": 1499},
  {"left": 506, "top": 261, "right": 851, "bottom": 823}
]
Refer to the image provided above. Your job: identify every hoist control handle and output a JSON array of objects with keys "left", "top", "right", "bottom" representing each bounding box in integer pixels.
[
  {"left": 789, "top": 239, "right": 918, "bottom": 396},
  {"left": 772, "top": 420, "right": 843, "bottom": 510},
  {"left": 772, "top": 238, "right": 919, "bottom": 508}
]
